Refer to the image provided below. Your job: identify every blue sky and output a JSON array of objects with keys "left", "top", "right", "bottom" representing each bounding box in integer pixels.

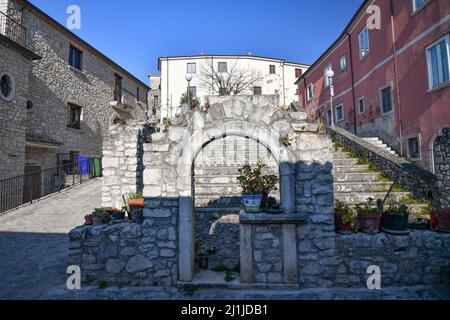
[{"left": 30, "top": 0, "right": 364, "bottom": 84}]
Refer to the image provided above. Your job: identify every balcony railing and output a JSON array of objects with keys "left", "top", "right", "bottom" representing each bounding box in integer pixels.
[
  {"left": 0, "top": 11, "right": 27, "bottom": 48},
  {"left": 111, "top": 87, "right": 147, "bottom": 111}
]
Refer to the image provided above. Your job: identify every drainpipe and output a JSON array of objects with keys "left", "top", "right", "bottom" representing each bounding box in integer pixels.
[
  {"left": 390, "top": 0, "right": 404, "bottom": 156},
  {"left": 346, "top": 31, "right": 358, "bottom": 135}
]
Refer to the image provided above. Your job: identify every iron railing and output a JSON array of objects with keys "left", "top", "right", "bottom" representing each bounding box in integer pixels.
[
  {"left": 113, "top": 87, "right": 148, "bottom": 106},
  {"left": 0, "top": 158, "right": 95, "bottom": 214},
  {"left": 0, "top": 11, "right": 27, "bottom": 47}
]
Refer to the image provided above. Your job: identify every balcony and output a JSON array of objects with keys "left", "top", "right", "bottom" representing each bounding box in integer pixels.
[
  {"left": 0, "top": 11, "right": 26, "bottom": 48},
  {"left": 110, "top": 87, "right": 147, "bottom": 113}
]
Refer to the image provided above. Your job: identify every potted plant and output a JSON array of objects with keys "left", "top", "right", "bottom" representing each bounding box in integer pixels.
[
  {"left": 434, "top": 208, "right": 450, "bottom": 233},
  {"left": 382, "top": 201, "right": 410, "bottom": 234},
  {"left": 128, "top": 192, "right": 144, "bottom": 208},
  {"left": 355, "top": 198, "right": 382, "bottom": 234},
  {"left": 84, "top": 214, "right": 93, "bottom": 225},
  {"left": 91, "top": 208, "right": 107, "bottom": 225},
  {"left": 237, "top": 160, "right": 279, "bottom": 213},
  {"left": 334, "top": 200, "right": 355, "bottom": 234}
]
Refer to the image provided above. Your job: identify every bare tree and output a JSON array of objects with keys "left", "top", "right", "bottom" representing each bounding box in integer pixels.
[{"left": 198, "top": 58, "right": 263, "bottom": 96}]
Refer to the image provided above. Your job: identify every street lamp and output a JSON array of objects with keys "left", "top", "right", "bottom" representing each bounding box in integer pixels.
[
  {"left": 185, "top": 73, "right": 193, "bottom": 111},
  {"left": 326, "top": 69, "right": 335, "bottom": 127}
]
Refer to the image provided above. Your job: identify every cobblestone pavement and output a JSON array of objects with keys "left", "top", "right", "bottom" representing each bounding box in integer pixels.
[
  {"left": 0, "top": 178, "right": 449, "bottom": 300},
  {"left": 0, "top": 179, "right": 102, "bottom": 300}
]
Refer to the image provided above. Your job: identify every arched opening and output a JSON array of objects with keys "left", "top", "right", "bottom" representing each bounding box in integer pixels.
[
  {"left": 192, "top": 134, "right": 280, "bottom": 279},
  {"left": 177, "top": 122, "right": 296, "bottom": 283}
]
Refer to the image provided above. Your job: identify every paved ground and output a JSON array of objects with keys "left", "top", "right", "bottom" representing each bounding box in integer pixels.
[
  {"left": 0, "top": 179, "right": 102, "bottom": 300},
  {"left": 0, "top": 178, "right": 449, "bottom": 300}
]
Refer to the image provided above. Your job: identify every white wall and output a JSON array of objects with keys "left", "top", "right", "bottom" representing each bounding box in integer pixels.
[{"left": 159, "top": 56, "right": 308, "bottom": 118}]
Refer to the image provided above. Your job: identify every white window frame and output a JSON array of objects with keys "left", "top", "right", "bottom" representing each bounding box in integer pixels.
[
  {"left": 358, "top": 96, "right": 365, "bottom": 114},
  {"left": 359, "top": 26, "right": 370, "bottom": 60},
  {"left": 335, "top": 103, "right": 344, "bottom": 123},
  {"left": 379, "top": 84, "right": 395, "bottom": 115},
  {"left": 324, "top": 63, "right": 332, "bottom": 88},
  {"left": 0, "top": 72, "right": 16, "bottom": 102},
  {"left": 339, "top": 55, "right": 347, "bottom": 71},
  {"left": 218, "top": 62, "right": 228, "bottom": 73},
  {"left": 406, "top": 134, "right": 422, "bottom": 161},
  {"left": 412, "top": 0, "right": 428, "bottom": 13},
  {"left": 307, "top": 83, "right": 314, "bottom": 101},
  {"left": 187, "top": 63, "right": 197, "bottom": 74},
  {"left": 426, "top": 34, "right": 450, "bottom": 91}
]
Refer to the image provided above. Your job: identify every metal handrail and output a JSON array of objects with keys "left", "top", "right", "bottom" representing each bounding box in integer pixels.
[{"left": 0, "top": 11, "right": 27, "bottom": 47}]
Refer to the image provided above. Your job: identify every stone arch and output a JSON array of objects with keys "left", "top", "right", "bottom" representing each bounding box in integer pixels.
[{"left": 176, "top": 120, "right": 297, "bottom": 282}]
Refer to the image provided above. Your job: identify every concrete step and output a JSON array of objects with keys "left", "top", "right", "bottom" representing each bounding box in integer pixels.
[
  {"left": 332, "top": 153, "right": 352, "bottom": 159},
  {"left": 335, "top": 192, "right": 411, "bottom": 204},
  {"left": 194, "top": 167, "right": 277, "bottom": 176},
  {"left": 332, "top": 165, "right": 370, "bottom": 173},
  {"left": 334, "top": 172, "right": 380, "bottom": 182},
  {"left": 334, "top": 182, "right": 392, "bottom": 193},
  {"left": 332, "top": 158, "right": 359, "bottom": 166}
]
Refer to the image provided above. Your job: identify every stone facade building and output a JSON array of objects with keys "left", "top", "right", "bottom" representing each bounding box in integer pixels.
[{"left": 0, "top": 0, "right": 149, "bottom": 199}]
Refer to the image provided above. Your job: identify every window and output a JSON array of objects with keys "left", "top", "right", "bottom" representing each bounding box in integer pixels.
[
  {"left": 307, "top": 83, "right": 314, "bottom": 101},
  {"left": 380, "top": 85, "right": 394, "bottom": 114},
  {"left": 407, "top": 136, "right": 421, "bottom": 160},
  {"left": 339, "top": 55, "right": 347, "bottom": 71},
  {"left": 136, "top": 87, "right": 140, "bottom": 102},
  {"left": 413, "top": 0, "right": 428, "bottom": 12},
  {"left": 324, "top": 63, "right": 332, "bottom": 88},
  {"left": 336, "top": 104, "right": 344, "bottom": 122},
  {"left": 219, "top": 87, "right": 227, "bottom": 96},
  {"left": 358, "top": 97, "right": 365, "bottom": 114},
  {"left": 114, "top": 74, "right": 122, "bottom": 102},
  {"left": 67, "top": 103, "right": 82, "bottom": 130},
  {"left": 0, "top": 73, "right": 15, "bottom": 101},
  {"left": 187, "top": 63, "right": 197, "bottom": 74},
  {"left": 69, "top": 45, "right": 83, "bottom": 70},
  {"left": 426, "top": 35, "right": 450, "bottom": 90},
  {"left": 327, "top": 109, "right": 332, "bottom": 127},
  {"left": 188, "top": 86, "right": 197, "bottom": 98},
  {"left": 253, "top": 86, "right": 262, "bottom": 95},
  {"left": 27, "top": 100, "right": 33, "bottom": 110},
  {"left": 359, "top": 26, "right": 370, "bottom": 59},
  {"left": 218, "top": 62, "right": 227, "bottom": 73},
  {"left": 295, "top": 68, "right": 303, "bottom": 78},
  {"left": 269, "top": 65, "right": 276, "bottom": 74}
]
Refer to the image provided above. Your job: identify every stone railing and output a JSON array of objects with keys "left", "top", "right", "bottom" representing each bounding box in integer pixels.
[{"left": 328, "top": 126, "right": 436, "bottom": 201}]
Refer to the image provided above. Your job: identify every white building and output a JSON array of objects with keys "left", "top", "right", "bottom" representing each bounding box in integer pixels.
[{"left": 158, "top": 54, "right": 309, "bottom": 118}]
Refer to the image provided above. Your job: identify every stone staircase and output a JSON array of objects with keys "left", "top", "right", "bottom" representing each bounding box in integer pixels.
[
  {"left": 362, "top": 137, "right": 398, "bottom": 155},
  {"left": 332, "top": 147, "right": 427, "bottom": 215}
]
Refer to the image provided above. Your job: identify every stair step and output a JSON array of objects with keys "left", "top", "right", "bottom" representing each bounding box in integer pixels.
[
  {"left": 335, "top": 192, "right": 411, "bottom": 204},
  {"left": 334, "top": 173, "right": 380, "bottom": 182},
  {"left": 334, "top": 182, "right": 392, "bottom": 193},
  {"left": 332, "top": 165, "right": 370, "bottom": 173},
  {"left": 332, "top": 159, "right": 359, "bottom": 166}
]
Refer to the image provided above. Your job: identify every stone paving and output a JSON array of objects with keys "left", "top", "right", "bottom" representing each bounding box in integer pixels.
[{"left": 0, "top": 179, "right": 102, "bottom": 300}]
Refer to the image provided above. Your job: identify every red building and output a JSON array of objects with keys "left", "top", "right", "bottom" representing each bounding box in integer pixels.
[{"left": 297, "top": 0, "right": 449, "bottom": 172}]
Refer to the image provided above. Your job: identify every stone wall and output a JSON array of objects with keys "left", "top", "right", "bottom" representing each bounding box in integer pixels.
[
  {"left": 434, "top": 126, "right": 450, "bottom": 208},
  {"left": 0, "top": 43, "right": 30, "bottom": 180},
  {"left": 329, "top": 126, "right": 436, "bottom": 200},
  {"left": 102, "top": 124, "right": 144, "bottom": 209}
]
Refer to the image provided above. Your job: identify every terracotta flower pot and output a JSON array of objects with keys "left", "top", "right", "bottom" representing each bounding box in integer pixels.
[
  {"left": 92, "top": 216, "right": 103, "bottom": 225},
  {"left": 358, "top": 212, "right": 382, "bottom": 234},
  {"left": 128, "top": 199, "right": 144, "bottom": 208},
  {"left": 334, "top": 211, "right": 353, "bottom": 234},
  {"left": 84, "top": 215, "right": 93, "bottom": 225},
  {"left": 436, "top": 208, "right": 450, "bottom": 233}
]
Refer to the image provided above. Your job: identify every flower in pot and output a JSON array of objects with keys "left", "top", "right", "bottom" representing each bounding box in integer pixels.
[
  {"left": 434, "top": 208, "right": 450, "bottom": 233},
  {"left": 128, "top": 192, "right": 144, "bottom": 208},
  {"left": 84, "top": 214, "right": 93, "bottom": 225},
  {"left": 382, "top": 201, "right": 410, "bottom": 234},
  {"left": 334, "top": 200, "right": 355, "bottom": 234},
  {"left": 355, "top": 198, "right": 382, "bottom": 234},
  {"left": 237, "top": 160, "right": 279, "bottom": 213}
]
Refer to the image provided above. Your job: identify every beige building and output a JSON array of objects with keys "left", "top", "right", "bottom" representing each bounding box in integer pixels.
[{"left": 0, "top": 0, "right": 149, "bottom": 208}]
